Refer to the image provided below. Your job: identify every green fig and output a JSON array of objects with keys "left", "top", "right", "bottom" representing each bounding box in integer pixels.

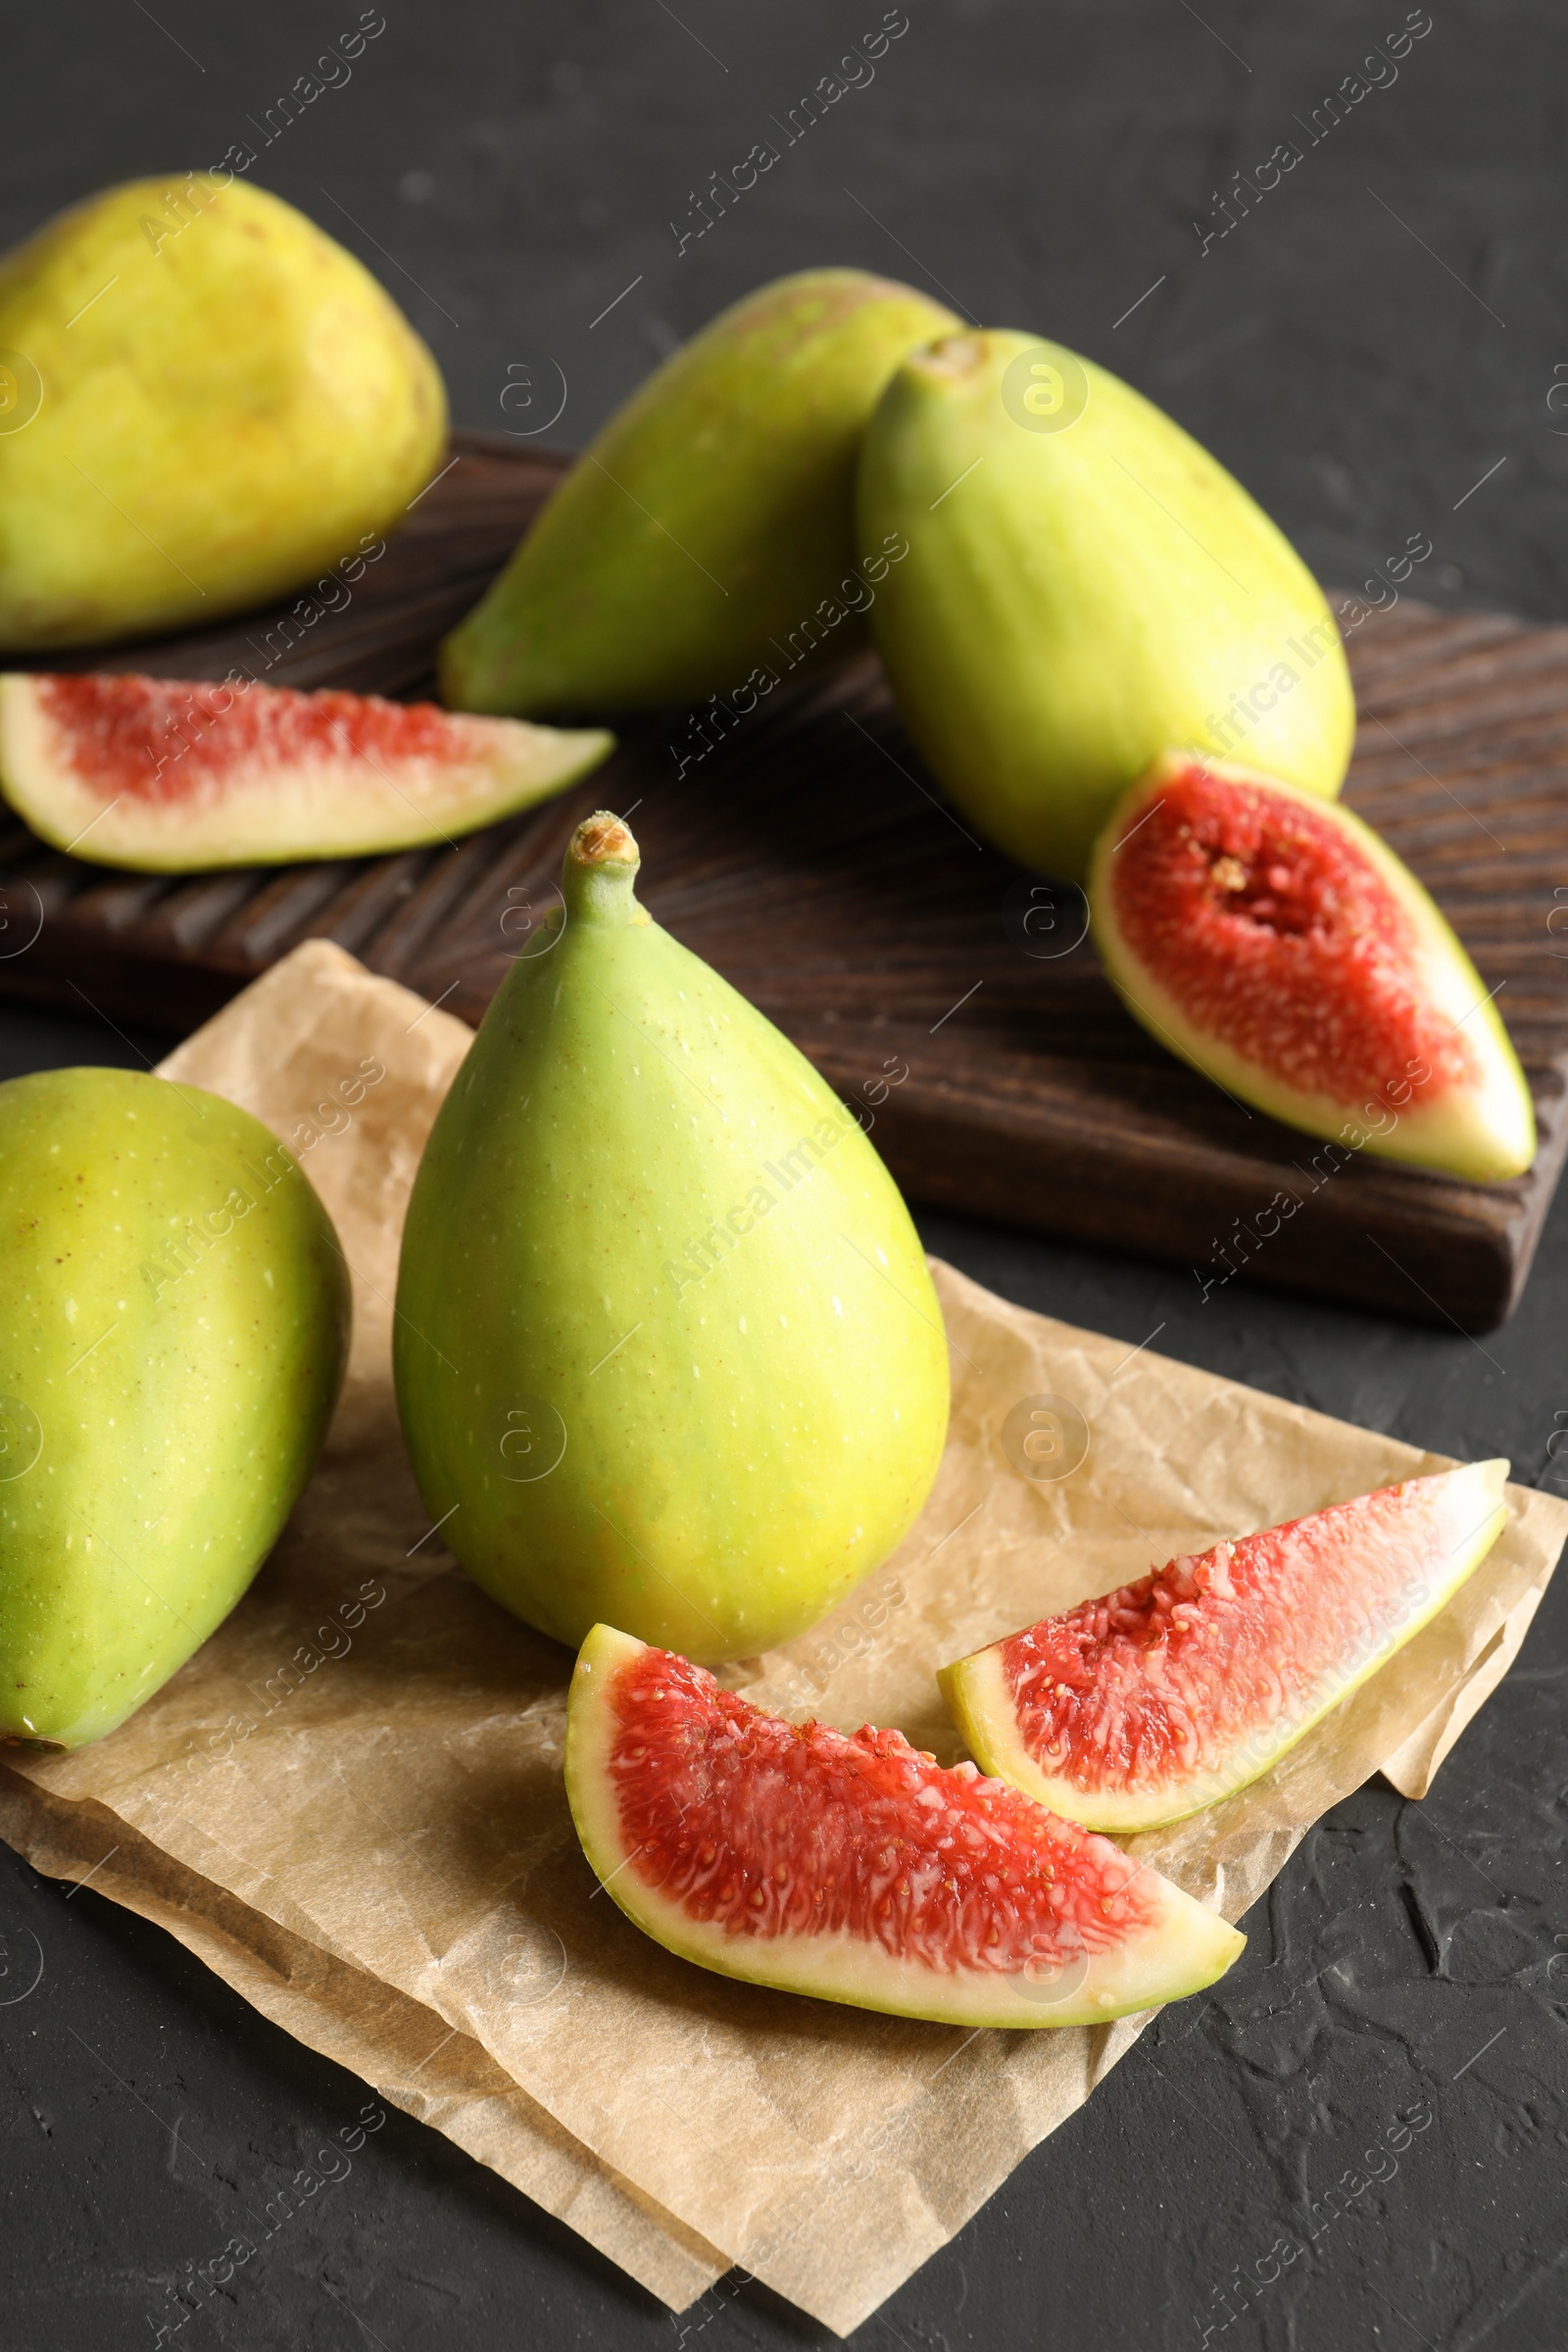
[
  {"left": 857, "top": 330, "right": 1355, "bottom": 882},
  {"left": 393, "top": 812, "right": 950, "bottom": 1662},
  {"left": 0, "top": 1069, "right": 350, "bottom": 1748},
  {"left": 0, "top": 174, "right": 446, "bottom": 650},
  {"left": 440, "top": 269, "right": 957, "bottom": 716}
]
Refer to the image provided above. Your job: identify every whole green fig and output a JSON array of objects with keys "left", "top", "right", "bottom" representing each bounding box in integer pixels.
[
  {"left": 394, "top": 812, "right": 950, "bottom": 1661},
  {"left": 440, "top": 269, "right": 957, "bottom": 716},
  {"left": 858, "top": 329, "right": 1355, "bottom": 881},
  {"left": 0, "top": 176, "right": 445, "bottom": 651},
  {"left": 0, "top": 1069, "right": 349, "bottom": 1748}
]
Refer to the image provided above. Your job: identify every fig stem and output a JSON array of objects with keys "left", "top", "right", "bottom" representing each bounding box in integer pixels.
[{"left": 563, "top": 810, "right": 643, "bottom": 925}]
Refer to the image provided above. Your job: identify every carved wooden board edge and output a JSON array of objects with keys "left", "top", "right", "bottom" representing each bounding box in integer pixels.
[{"left": 0, "top": 431, "right": 1564, "bottom": 1334}]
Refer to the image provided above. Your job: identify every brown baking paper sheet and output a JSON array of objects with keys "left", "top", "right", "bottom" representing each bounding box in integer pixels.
[{"left": 4, "top": 940, "right": 1564, "bottom": 2338}]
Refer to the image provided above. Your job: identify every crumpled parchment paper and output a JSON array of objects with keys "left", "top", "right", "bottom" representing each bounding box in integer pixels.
[{"left": 3, "top": 941, "right": 1562, "bottom": 2336}]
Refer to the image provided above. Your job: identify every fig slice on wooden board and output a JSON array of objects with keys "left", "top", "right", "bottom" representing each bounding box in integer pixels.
[
  {"left": 565, "top": 1624, "right": 1245, "bottom": 2026},
  {"left": 1088, "top": 753, "right": 1536, "bottom": 1182},
  {"left": 0, "top": 671, "right": 613, "bottom": 869},
  {"left": 940, "top": 1461, "right": 1509, "bottom": 1834}
]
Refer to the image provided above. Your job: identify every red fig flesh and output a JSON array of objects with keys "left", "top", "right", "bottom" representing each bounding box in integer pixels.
[
  {"left": 0, "top": 671, "right": 612, "bottom": 869},
  {"left": 565, "top": 1624, "right": 1244, "bottom": 2026},
  {"left": 942, "top": 1461, "right": 1509, "bottom": 1833},
  {"left": 1088, "top": 755, "right": 1534, "bottom": 1182}
]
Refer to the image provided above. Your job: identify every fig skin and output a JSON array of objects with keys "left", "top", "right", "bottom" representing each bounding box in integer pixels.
[
  {"left": 440, "top": 269, "right": 957, "bottom": 716},
  {"left": 394, "top": 814, "right": 951, "bottom": 1664},
  {"left": 0, "top": 1068, "right": 349, "bottom": 1748},
  {"left": 0, "top": 175, "right": 446, "bottom": 650},
  {"left": 858, "top": 328, "right": 1354, "bottom": 882}
]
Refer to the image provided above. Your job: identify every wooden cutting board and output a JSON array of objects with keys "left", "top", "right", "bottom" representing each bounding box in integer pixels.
[{"left": 1, "top": 430, "right": 1564, "bottom": 1334}]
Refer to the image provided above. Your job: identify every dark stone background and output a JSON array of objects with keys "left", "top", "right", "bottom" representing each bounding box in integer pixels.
[{"left": 2, "top": 5, "right": 1566, "bottom": 2347}]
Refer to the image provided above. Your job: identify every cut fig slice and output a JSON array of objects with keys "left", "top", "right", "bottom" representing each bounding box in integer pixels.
[
  {"left": 1088, "top": 753, "right": 1535, "bottom": 1183},
  {"left": 565, "top": 1623, "right": 1244, "bottom": 2028},
  {"left": 0, "top": 671, "right": 613, "bottom": 870},
  {"left": 941, "top": 1460, "right": 1509, "bottom": 1834}
]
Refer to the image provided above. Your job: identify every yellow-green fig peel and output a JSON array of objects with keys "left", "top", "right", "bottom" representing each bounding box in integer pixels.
[
  {"left": 0, "top": 1068, "right": 350, "bottom": 1748},
  {"left": 393, "top": 812, "right": 951, "bottom": 1662},
  {"left": 440, "top": 268, "right": 957, "bottom": 716},
  {"left": 857, "top": 328, "right": 1354, "bottom": 881},
  {"left": 0, "top": 175, "right": 446, "bottom": 651}
]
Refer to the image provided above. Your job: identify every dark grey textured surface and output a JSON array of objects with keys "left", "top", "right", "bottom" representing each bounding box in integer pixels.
[{"left": 2, "top": 5, "right": 1566, "bottom": 2347}]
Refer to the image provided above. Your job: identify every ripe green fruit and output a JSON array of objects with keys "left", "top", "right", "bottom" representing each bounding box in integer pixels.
[
  {"left": 440, "top": 269, "right": 957, "bottom": 716},
  {"left": 858, "top": 329, "right": 1355, "bottom": 881},
  {"left": 394, "top": 812, "right": 950, "bottom": 1662},
  {"left": 0, "top": 175, "right": 446, "bottom": 650},
  {"left": 0, "top": 1068, "right": 350, "bottom": 1749}
]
